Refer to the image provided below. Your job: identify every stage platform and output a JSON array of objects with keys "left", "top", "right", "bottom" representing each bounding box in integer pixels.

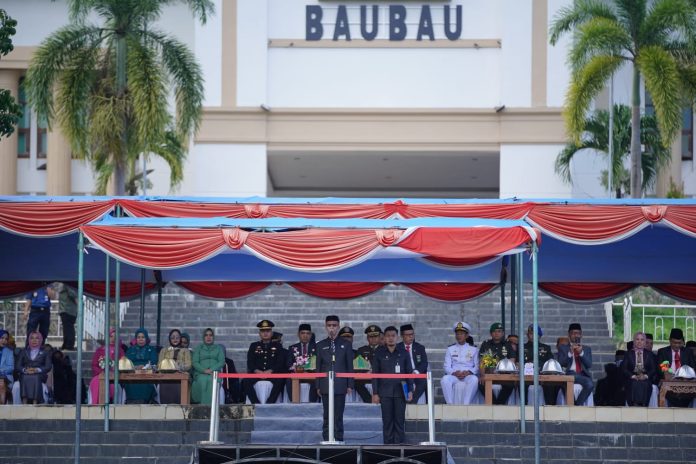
[{"left": 197, "top": 444, "right": 448, "bottom": 464}]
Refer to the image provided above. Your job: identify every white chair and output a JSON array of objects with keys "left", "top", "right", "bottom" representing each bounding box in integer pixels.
[
  {"left": 245, "top": 381, "right": 279, "bottom": 404},
  {"left": 12, "top": 381, "right": 50, "bottom": 404},
  {"left": 556, "top": 384, "right": 594, "bottom": 406},
  {"left": 86, "top": 385, "right": 127, "bottom": 405},
  {"left": 283, "top": 382, "right": 311, "bottom": 403}
]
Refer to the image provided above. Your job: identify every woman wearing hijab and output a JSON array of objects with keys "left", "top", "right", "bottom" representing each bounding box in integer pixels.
[
  {"left": 191, "top": 328, "right": 225, "bottom": 404},
  {"left": 180, "top": 332, "right": 192, "bottom": 351},
  {"left": 124, "top": 328, "right": 159, "bottom": 404},
  {"left": 89, "top": 328, "right": 125, "bottom": 404},
  {"left": 158, "top": 329, "right": 192, "bottom": 404},
  {"left": 0, "top": 329, "right": 14, "bottom": 404},
  {"left": 16, "top": 331, "right": 52, "bottom": 404}
]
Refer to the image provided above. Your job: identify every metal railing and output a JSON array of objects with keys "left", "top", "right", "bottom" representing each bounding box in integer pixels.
[
  {"left": 0, "top": 298, "right": 128, "bottom": 342},
  {"left": 615, "top": 296, "right": 696, "bottom": 342},
  {"left": 207, "top": 371, "right": 438, "bottom": 445}
]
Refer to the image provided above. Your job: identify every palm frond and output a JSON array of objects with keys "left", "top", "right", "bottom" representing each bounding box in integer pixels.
[
  {"left": 569, "top": 17, "right": 632, "bottom": 75},
  {"left": 555, "top": 143, "right": 584, "bottom": 184},
  {"left": 149, "top": 130, "right": 186, "bottom": 189},
  {"left": 126, "top": 35, "right": 168, "bottom": 149},
  {"left": 24, "top": 25, "right": 105, "bottom": 123},
  {"left": 677, "top": 63, "right": 696, "bottom": 103},
  {"left": 145, "top": 30, "right": 204, "bottom": 141},
  {"left": 549, "top": 0, "right": 617, "bottom": 45},
  {"left": 641, "top": 0, "right": 696, "bottom": 45},
  {"left": 54, "top": 45, "right": 100, "bottom": 158},
  {"left": 564, "top": 54, "right": 624, "bottom": 142},
  {"left": 640, "top": 114, "right": 672, "bottom": 189},
  {"left": 615, "top": 0, "right": 647, "bottom": 37},
  {"left": 639, "top": 45, "right": 683, "bottom": 145}
]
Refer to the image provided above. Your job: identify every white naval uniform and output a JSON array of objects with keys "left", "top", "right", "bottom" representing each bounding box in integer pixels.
[{"left": 441, "top": 342, "right": 480, "bottom": 404}]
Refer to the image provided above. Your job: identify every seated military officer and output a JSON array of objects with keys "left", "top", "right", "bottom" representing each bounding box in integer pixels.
[
  {"left": 478, "top": 322, "right": 517, "bottom": 405},
  {"left": 441, "top": 322, "right": 479, "bottom": 405},
  {"left": 243, "top": 320, "right": 286, "bottom": 404},
  {"left": 523, "top": 324, "right": 558, "bottom": 405}
]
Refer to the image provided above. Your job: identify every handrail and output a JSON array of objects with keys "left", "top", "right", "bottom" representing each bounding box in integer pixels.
[{"left": 208, "top": 371, "right": 437, "bottom": 445}]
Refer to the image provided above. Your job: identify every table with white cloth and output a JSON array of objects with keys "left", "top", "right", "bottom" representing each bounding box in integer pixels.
[{"left": 481, "top": 373, "right": 575, "bottom": 406}]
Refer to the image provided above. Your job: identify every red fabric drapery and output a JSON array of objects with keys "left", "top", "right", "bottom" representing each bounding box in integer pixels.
[
  {"left": 245, "top": 229, "right": 383, "bottom": 270},
  {"left": 0, "top": 282, "right": 43, "bottom": 299},
  {"left": 290, "top": 282, "right": 386, "bottom": 299},
  {"left": 405, "top": 283, "right": 496, "bottom": 302},
  {"left": 663, "top": 206, "right": 696, "bottom": 235},
  {"left": 70, "top": 282, "right": 159, "bottom": 300},
  {"left": 398, "top": 227, "right": 536, "bottom": 260},
  {"left": 527, "top": 205, "right": 648, "bottom": 242},
  {"left": 177, "top": 282, "right": 272, "bottom": 299},
  {"left": 81, "top": 225, "right": 537, "bottom": 271},
  {"left": 652, "top": 284, "right": 696, "bottom": 303},
  {"left": 0, "top": 201, "right": 115, "bottom": 237},
  {"left": 118, "top": 199, "right": 535, "bottom": 220},
  {"left": 540, "top": 283, "right": 636, "bottom": 303},
  {"left": 82, "top": 226, "right": 227, "bottom": 269}
]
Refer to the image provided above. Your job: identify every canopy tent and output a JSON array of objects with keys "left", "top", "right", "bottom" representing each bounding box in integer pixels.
[{"left": 2, "top": 197, "right": 696, "bottom": 303}]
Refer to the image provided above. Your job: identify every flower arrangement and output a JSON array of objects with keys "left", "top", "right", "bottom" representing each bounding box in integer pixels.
[
  {"left": 292, "top": 354, "right": 310, "bottom": 371},
  {"left": 98, "top": 356, "right": 115, "bottom": 370},
  {"left": 480, "top": 352, "right": 498, "bottom": 370},
  {"left": 660, "top": 360, "right": 673, "bottom": 374}
]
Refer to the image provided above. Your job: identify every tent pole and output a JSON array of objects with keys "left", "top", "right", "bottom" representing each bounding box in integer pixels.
[
  {"left": 517, "top": 253, "right": 525, "bottom": 433},
  {"left": 510, "top": 255, "right": 516, "bottom": 332},
  {"left": 500, "top": 264, "right": 506, "bottom": 332},
  {"left": 74, "top": 232, "right": 85, "bottom": 464},
  {"left": 103, "top": 256, "right": 111, "bottom": 432},
  {"left": 113, "top": 205, "right": 122, "bottom": 404},
  {"left": 156, "top": 282, "right": 162, "bottom": 349},
  {"left": 532, "top": 243, "right": 540, "bottom": 464},
  {"left": 139, "top": 269, "right": 145, "bottom": 328}
]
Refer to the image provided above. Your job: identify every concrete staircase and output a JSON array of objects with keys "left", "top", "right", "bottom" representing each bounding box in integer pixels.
[
  {"left": 115, "top": 284, "right": 616, "bottom": 400},
  {"left": 251, "top": 403, "right": 383, "bottom": 445}
]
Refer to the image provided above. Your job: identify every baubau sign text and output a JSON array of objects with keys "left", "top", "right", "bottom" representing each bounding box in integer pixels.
[{"left": 306, "top": 4, "right": 463, "bottom": 41}]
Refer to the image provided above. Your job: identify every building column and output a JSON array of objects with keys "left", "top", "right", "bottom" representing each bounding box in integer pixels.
[
  {"left": 655, "top": 137, "right": 683, "bottom": 197},
  {"left": 46, "top": 124, "right": 72, "bottom": 195},
  {"left": 0, "top": 69, "right": 22, "bottom": 195}
]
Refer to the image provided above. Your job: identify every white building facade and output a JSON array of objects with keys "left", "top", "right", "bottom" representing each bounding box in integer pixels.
[{"left": 1, "top": 0, "right": 694, "bottom": 198}]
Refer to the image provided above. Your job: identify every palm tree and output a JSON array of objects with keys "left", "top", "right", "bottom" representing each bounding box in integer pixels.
[
  {"left": 555, "top": 104, "right": 670, "bottom": 197},
  {"left": 25, "top": 0, "right": 214, "bottom": 194},
  {"left": 550, "top": 0, "right": 696, "bottom": 198}
]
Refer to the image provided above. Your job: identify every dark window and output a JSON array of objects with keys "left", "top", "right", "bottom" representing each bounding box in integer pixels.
[{"left": 17, "top": 78, "right": 29, "bottom": 158}]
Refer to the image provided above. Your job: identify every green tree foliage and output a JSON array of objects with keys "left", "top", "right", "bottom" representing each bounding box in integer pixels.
[
  {"left": 550, "top": 0, "right": 696, "bottom": 198},
  {"left": 555, "top": 104, "right": 671, "bottom": 198},
  {"left": 25, "top": 0, "right": 214, "bottom": 194},
  {"left": 0, "top": 9, "right": 21, "bottom": 139}
]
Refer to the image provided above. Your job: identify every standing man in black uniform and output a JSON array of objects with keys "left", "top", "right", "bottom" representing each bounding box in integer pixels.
[
  {"left": 397, "top": 323, "right": 428, "bottom": 404},
  {"left": 287, "top": 323, "right": 318, "bottom": 402},
  {"left": 243, "top": 320, "right": 286, "bottom": 404},
  {"left": 372, "top": 326, "right": 413, "bottom": 444},
  {"left": 316, "top": 315, "right": 354, "bottom": 442},
  {"left": 523, "top": 324, "right": 557, "bottom": 405},
  {"left": 356, "top": 324, "right": 382, "bottom": 403},
  {"left": 478, "top": 322, "right": 517, "bottom": 404}
]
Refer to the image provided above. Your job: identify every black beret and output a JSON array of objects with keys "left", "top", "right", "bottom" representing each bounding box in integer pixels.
[
  {"left": 325, "top": 315, "right": 340, "bottom": 323},
  {"left": 568, "top": 323, "right": 582, "bottom": 332},
  {"left": 298, "top": 324, "right": 311, "bottom": 332}
]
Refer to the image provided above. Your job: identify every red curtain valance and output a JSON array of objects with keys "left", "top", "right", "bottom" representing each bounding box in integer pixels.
[
  {"left": 0, "top": 282, "right": 43, "bottom": 299},
  {"left": 81, "top": 225, "right": 535, "bottom": 272},
  {"left": 540, "top": 282, "right": 636, "bottom": 304},
  {"left": 119, "top": 199, "right": 535, "bottom": 220},
  {"left": 652, "top": 284, "right": 696, "bottom": 303},
  {"left": 0, "top": 201, "right": 115, "bottom": 237},
  {"left": 291, "top": 282, "right": 386, "bottom": 299},
  {"left": 177, "top": 281, "right": 272, "bottom": 299},
  {"left": 173, "top": 281, "right": 497, "bottom": 302},
  {"left": 404, "top": 282, "right": 496, "bottom": 302},
  {"left": 68, "top": 282, "right": 159, "bottom": 301}
]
